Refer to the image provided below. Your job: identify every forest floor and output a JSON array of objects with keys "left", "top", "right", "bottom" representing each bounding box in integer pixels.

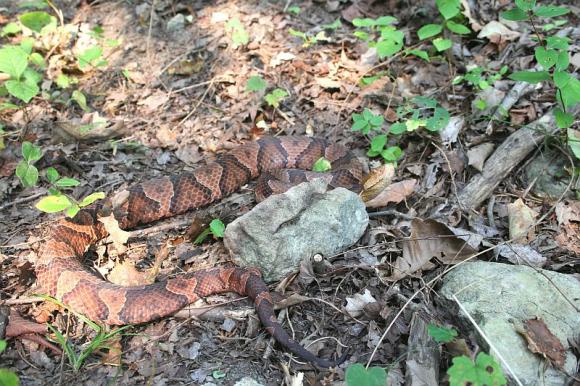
[{"left": 0, "top": 0, "right": 578, "bottom": 385}]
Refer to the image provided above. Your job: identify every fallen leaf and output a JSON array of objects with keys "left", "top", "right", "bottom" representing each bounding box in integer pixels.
[
  {"left": 270, "top": 52, "right": 295, "bottom": 67},
  {"left": 467, "top": 143, "right": 494, "bottom": 172},
  {"left": 345, "top": 289, "right": 376, "bottom": 318},
  {"left": 138, "top": 90, "right": 169, "bottom": 113},
  {"left": 517, "top": 318, "right": 566, "bottom": 370},
  {"left": 507, "top": 198, "right": 538, "bottom": 242},
  {"left": 98, "top": 214, "right": 130, "bottom": 253},
  {"left": 100, "top": 334, "right": 123, "bottom": 366},
  {"left": 364, "top": 179, "right": 417, "bottom": 208},
  {"left": 496, "top": 244, "right": 546, "bottom": 267},
  {"left": 361, "top": 164, "right": 395, "bottom": 203},
  {"left": 478, "top": 21, "right": 521, "bottom": 44},
  {"left": 389, "top": 219, "right": 477, "bottom": 281}
]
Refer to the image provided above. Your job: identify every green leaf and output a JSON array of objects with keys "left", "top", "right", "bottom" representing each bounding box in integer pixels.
[
  {"left": 209, "top": 218, "right": 225, "bottom": 238},
  {"left": 553, "top": 71, "right": 571, "bottom": 88},
  {"left": 71, "top": 90, "right": 90, "bottom": 111},
  {"left": 0, "top": 339, "right": 6, "bottom": 353},
  {"left": 22, "top": 141, "right": 42, "bottom": 162},
  {"left": 555, "top": 51, "right": 569, "bottom": 71},
  {"left": 500, "top": 8, "right": 528, "bottom": 21},
  {"left": 534, "top": 47, "right": 558, "bottom": 70},
  {"left": 226, "top": 18, "right": 249, "bottom": 48},
  {"left": 288, "top": 28, "right": 306, "bottom": 39},
  {"left": 1, "top": 22, "right": 21, "bottom": 37},
  {"left": 446, "top": 20, "right": 471, "bottom": 35},
  {"left": 5, "top": 79, "right": 39, "bottom": 103},
  {"left": 370, "top": 135, "right": 387, "bottom": 152},
  {"left": 65, "top": 204, "right": 80, "bottom": 218},
  {"left": 533, "top": 6, "right": 569, "bottom": 18},
  {"left": 45, "top": 167, "right": 59, "bottom": 183},
  {"left": 508, "top": 71, "right": 550, "bottom": 83},
  {"left": 35, "top": 194, "right": 73, "bottom": 213},
  {"left": 28, "top": 52, "right": 45, "bottom": 68},
  {"left": 78, "top": 192, "right": 105, "bottom": 207},
  {"left": 375, "top": 32, "right": 403, "bottom": 58},
  {"left": 77, "top": 46, "right": 104, "bottom": 70},
  {"left": 427, "top": 323, "right": 458, "bottom": 343},
  {"left": 55, "top": 177, "right": 80, "bottom": 188},
  {"left": 56, "top": 73, "right": 71, "bottom": 89},
  {"left": 417, "top": 24, "right": 442, "bottom": 40},
  {"left": 381, "top": 146, "right": 403, "bottom": 162},
  {"left": 246, "top": 75, "right": 267, "bottom": 92},
  {"left": 557, "top": 76, "right": 580, "bottom": 109},
  {"left": 312, "top": 157, "right": 332, "bottom": 172},
  {"left": 375, "top": 16, "right": 397, "bottom": 26},
  {"left": 546, "top": 36, "right": 569, "bottom": 50},
  {"left": 0, "top": 368, "right": 19, "bottom": 386},
  {"left": 406, "top": 49, "right": 430, "bottom": 61},
  {"left": 426, "top": 107, "right": 450, "bottom": 131},
  {"left": 264, "top": 88, "right": 288, "bottom": 108},
  {"left": 555, "top": 109, "right": 573, "bottom": 129},
  {"left": 353, "top": 31, "right": 370, "bottom": 41},
  {"left": 515, "top": 0, "right": 536, "bottom": 12},
  {"left": 352, "top": 119, "right": 368, "bottom": 132},
  {"left": 287, "top": 5, "right": 300, "bottom": 14},
  {"left": 19, "top": 11, "right": 53, "bottom": 32},
  {"left": 352, "top": 18, "right": 375, "bottom": 28},
  {"left": 16, "top": 161, "right": 38, "bottom": 187},
  {"left": 448, "top": 352, "right": 507, "bottom": 386},
  {"left": 389, "top": 122, "right": 407, "bottom": 135},
  {"left": 0, "top": 46, "right": 28, "bottom": 79},
  {"left": 436, "top": 0, "right": 461, "bottom": 20},
  {"left": 567, "top": 128, "right": 580, "bottom": 159},
  {"left": 369, "top": 114, "right": 384, "bottom": 127},
  {"left": 412, "top": 96, "right": 437, "bottom": 108},
  {"left": 345, "top": 363, "right": 387, "bottom": 386},
  {"left": 433, "top": 38, "right": 452, "bottom": 51},
  {"left": 475, "top": 99, "right": 487, "bottom": 110},
  {"left": 19, "top": 38, "right": 34, "bottom": 54},
  {"left": 322, "top": 19, "right": 342, "bottom": 30}
]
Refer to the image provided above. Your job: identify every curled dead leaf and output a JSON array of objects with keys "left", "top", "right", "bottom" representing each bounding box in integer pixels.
[
  {"left": 507, "top": 198, "right": 538, "bottom": 243},
  {"left": 389, "top": 219, "right": 477, "bottom": 281},
  {"left": 365, "top": 179, "right": 417, "bottom": 209},
  {"left": 360, "top": 164, "right": 394, "bottom": 203}
]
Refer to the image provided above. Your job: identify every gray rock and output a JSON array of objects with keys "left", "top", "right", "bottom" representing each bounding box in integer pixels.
[
  {"left": 166, "top": 14, "right": 185, "bottom": 32},
  {"left": 233, "top": 377, "right": 264, "bottom": 386},
  {"left": 439, "top": 261, "right": 579, "bottom": 386},
  {"left": 224, "top": 179, "right": 368, "bottom": 282}
]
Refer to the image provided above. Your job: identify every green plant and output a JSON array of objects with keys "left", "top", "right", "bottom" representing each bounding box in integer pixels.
[
  {"left": 352, "top": 16, "right": 403, "bottom": 59},
  {"left": 264, "top": 88, "right": 288, "bottom": 108},
  {"left": 288, "top": 28, "right": 328, "bottom": 48},
  {"left": 0, "top": 340, "right": 20, "bottom": 386},
  {"left": 286, "top": 5, "right": 301, "bottom": 15},
  {"left": 416, "top": 0, "right": 471, "bottom": 53},
  {"left": 427, "top": 323, "right": 458, "bottom": 343},
  {"left": 225, "top": 18, "right": 249, "bottom": 48},
  {"left": 246, "top": 75, "right": 267, "bottom": 92},
  {"left": 35, "top": 167, "right": 105, "bottom": 217},
  {"left": 502, "top": 1, "right": 578, "bottom": 138},
  {"left": 351, "top": 108, "right": 384, "bottom": 135},
  {"left": 194, "top": 218, "right": 226, "bottom": 244},
  {"left": 345, "top": 363, "right": 387, "bottom": 386},
  {"left": 15, "top": 141, "right": 42, "bottom": 187},
  {"left": 312, "top": 157, "right": 331, "bottom": 172},
  {"left": 40, "top": 296, "right": 131, "bottom": 372},
  {"left": 447, "top": 352, "right": 507, "bottom": 386},
  {"left": 453, "top": 66, "right": 509, "bottom": 109},
  {"left": 390, "top": 96, "right": 450, "bottom": 134}
]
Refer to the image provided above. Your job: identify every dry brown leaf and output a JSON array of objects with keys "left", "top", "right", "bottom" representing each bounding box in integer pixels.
[
  {"left": 388, "top": 219, "right": 477, "bottom": 281},
  {"left": 345, "top": 289, "right": 377, "bottom": 318},
  {"left": 518, "top": 318, "right": 567, "bottom": 370},
  {"left": 507, "top": 198, "right": 538, "bottom": 242},
  {"left": 555, "top": 200, "right": 580, "bottom": 225},
  {"left": 361, "top": 164, "right": 395, "bottom": 203},
  {"left": 98, "top": 214, "right": 130, "bottom": 254},
  {"left": 478, "top": 21, "right": 521, "bottom": 44},
  {"left": 138, "top": 90, "right": 169, "bottom": 113},
  {"left": 365, "top": 179, "right": 417, "bottom": 208},
  {"left": 467, "top": 142, "right": 494, "bottom": 172},
  {"left": 54, "top": 115, "right": 127, "bottom": 143},
  {"left": 108, "top": 260, "right": 152, "bottom": 286}
]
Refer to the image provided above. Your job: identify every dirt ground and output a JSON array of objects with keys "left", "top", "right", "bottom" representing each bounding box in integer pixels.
[{"left": 0, "top": 0, "right": 578, "bottom": 385}]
